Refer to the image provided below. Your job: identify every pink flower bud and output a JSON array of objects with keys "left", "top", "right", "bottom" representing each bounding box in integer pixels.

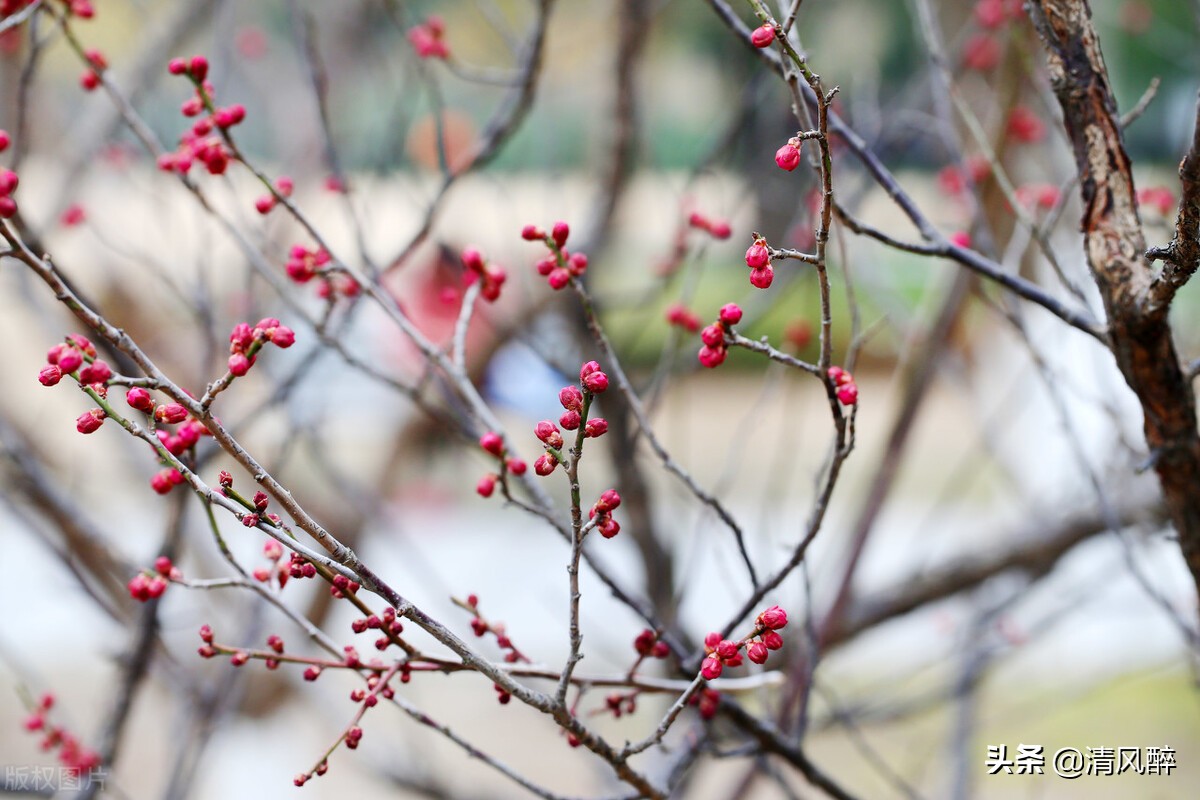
[
  {"left": 254, "top": 195, "right": 275, "bottom": 215},
  {"left": 750, "top": 23, "right": 775, "bottom": 48},
  {"left": 521, "top": 224, "right": 545, "bottom": 241},
  {"left": 584, "top": 418, "right": 608, "bottom": 438},
  {"left": 38, "top": 365, "right": 62, "bottom": 386},
  {"left": 271, "top": 326, "right": 295, "bottom": 348},
  {"left": 229, "top": 323, "right": 254, "bottom": 351},
  {"left": 57, "top": 349, "right": 83, "bottom": 374},
  {"left": 189, "top": 55, "right": 209, "bottom": 81},
  {"left": 700, "top": 324, "right": 725, "bottom": 348},
  {"left": 704, "top": 632, "right": 722, "bottom": 649},
  {"left": 228, "top": 353, "right": 251, "bottom": 376},
  {"left": 547, "top": 267, "right": 571, "bottom": 290},
  {"left": 701, "top": 655, "right": 724, "bottom": 680},
  {"left": 476, "top": 474, "right": 497, "bottom": 498},
  {"left": 534, "top": 453, "right": 558, "bottom": 476},
  {"left": 598, "top": 517, "right": 620, "bottom": 538},
  {"left": 76, "top": 408, "right": 105, "bottom": 434},
  {"left": 775, "top": 142, "right": 801, "bottom": 171},
  {"left": 595, "top": 489, "right": 621, "bottom": 512},
  {"left": 559, "top": 410, "right": 581, "bottom": 430},
  {"left": 745, "top": 241, "right": 770, "bottom": 269},
  {"left": 719, "top": 303, "right": 743, "bottom": 326},
  {"left": 479, "top": 431, "right": 504, "bottom": 456},
  {"left": 747, "top": 641, "right": 769, "bottom": 664},
  {"left": 749, "top": 265, "right": 774, "bottom": 289},
  {"left": 78, "top": 359, "right": 111, "bottom": 384},
  {"left": 150, "top": 471, "right": 174, "bottom": 494},
  {"left": 581, "top": 370, "right": 609, "bottom": 394},
  {"left": 698, "top": 345, "right": 726, "bottom": 368},
  {"left": 568, "top": 252, "right": 588, "bottom": 274},
  {"left": 715, "top": 640, "right": 739, "bottom": 660},
  {"left": 837, "top": 383, "right": 859, "bottom": 405},
  {"left": 762, "top": 630, "right": 784, "bottom": 650},
  {"left": 461, "top": 247, "right": 485, "bottom": 272},
  {"left": 559, "top": 385, "right": 584, "bottom": 411},
  {"left": 127, "top": 574, "right": 151, "bottom": 601},
  {"left": 506, "top": 457, "right": 527, "bottom": 475},
  {"left": 126, "top": 387, "right": 153, "bottom": 411},
  {"left": 535, "top": 420, "right": 563, "bottom": 448},
  {"left": 551, "top": 221, "right": 570, "bottom": 248},
  {"left": 218, "top": 470, "right": 233, "bottom": 488},
  {"left": 758, "top": 605, "right": 789, "bottom": 630},
  {"left": 148, "top": 576, "right": 168, "bottom": 598},
  {"left": 155, "top": 403, "right": 188, "bottom": 424}
]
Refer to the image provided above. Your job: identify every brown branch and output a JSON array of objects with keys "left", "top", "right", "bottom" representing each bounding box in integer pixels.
[
  {"left": 1030, "top": 0, "right": 1200, "bottom": 608},
  {"left": 1146, "top": 90, "right": 1200, "bottom": 305}
]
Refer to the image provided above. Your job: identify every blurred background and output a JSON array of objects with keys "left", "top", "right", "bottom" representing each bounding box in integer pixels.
[{"left": 0, "top": 0, "right": 1198, "bottom": 798}]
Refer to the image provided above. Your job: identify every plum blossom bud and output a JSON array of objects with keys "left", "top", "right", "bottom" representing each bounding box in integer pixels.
[
  {"left": 38, "top": 365, "right": 62, "bottom": 386},
  {"left": 837, "top": 384, "right": 858, "bottom": 405},
  {"left": 719, "top": 303, "right": 743, "bottom": 326},
  {"left": 270, "top": 326, "right": 295, "bottom": 348},
  {"left": 57, "top": 349, "right": 84, "bottom": 374},
  {"left": 594, "top": 489, "right": 621, "bottom": 513},
  {"left": 745, "top": 240, "right": 770, "bottom": 269},
  {"left": 534, "top": 453, "right": 558, "bottom": 476},
  {"left": 155, "top": 403, "right": 188, "bottom": 424},
  {"left": 551, "top": 221, "right": 570, "bottom": 248},
  {"left": 218, "top": 470, "right": 233, "bottom": 488},
  {"left": 228, "top": 353, "right": 251, "bottom": 376},
  {"left": 758, "top": 605, "right": 789, "bottom": 630},
  {"left": 535, "top": 420, "right": 563, "bottom": 449},
  {"left": 715, "top": 640, "right": 739, "bottom": 660},
  {"left": 762, "top": 630, "right": 784, "bottom": 650},
  {"left": 126, "top": 387, "right": 154, "bottom": 411},
  {"left": 476, "top": 474, "right": 497, "bottom": 498},
  {"left": 775, "top": 142, "right": 801, "bottom": 171},
  {"left": 479, "top": 432, "right": 504, "bottom": 457},
  {"left": 701, "top": 656, "right": 724, "bottom": 680},
  {"left": 698, "top": 345, "right": 726, "bottom": 369},
  {"left": 559, "top": 410, "right": 581, "bottom": 430},
  {"left": 584, "top": 418, "right": 608, "bottom": 438},
  {"left": 506, "top": 457, "right": 527, "bottom": 475},
  {"left": 559, "top": 385, "right": 584, "bottom": 412},
  {"left": 521, "top": 224, "right": 545, "bottom": 241},
  {"left": 747, "top": 641, "right": 769, "bottom": 664},
  {"left": 750, "top": 24, "right": 775, "bottom": 48},
  {"left": 598, "top": 517, "right": 620, "bottom": 538},
  {"left": 579, "top": 362, "right": 609, "bottom": 393},
  {"left": 749, "top": 265, "right": 774, "bottom": 289},
  {"left": 76, "top": 408, "right": 105, "bottom": 434}
]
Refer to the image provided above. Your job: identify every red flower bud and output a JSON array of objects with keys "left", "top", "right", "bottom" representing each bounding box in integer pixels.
[
  {"left": 584, "top": 418, "right": 608, "bottom": 438},
  {"left": 745, "top": 241, "right": 770, "bottom": 269},
  {"left": 775, "top": 142, "right": 801, "bottom": 171},
  {"left": 155, "top": 403, "right": 188, "bottom": 424},
  {"left": 719, "top": 303, "right": 743, "bottom": 326},
  {"left": 747, "top": 641, "right": 769, "bottom": 664},
  {"left": 126, "top": 387, "right": 154, "bottom": 411},
  {"left": 701, "top": 655, "right": 724, "bottom": 680},
  {"left": 38, "top": 365, "right": 62, "bottom": 387},
  {"left": 750, "top": 23, "right": 775, "bottom": 48},
  {"left": 479, "top": 431, "right": 504, "bottom": 457},
  {"left": 76, "top": 408, "right": 105, "bottom": 434},
  {"left": 551, "top": 221, "right": 570, "bottom": 248},
  {"left": 758, "top": 605, "right": 789, "bottom": 630}
]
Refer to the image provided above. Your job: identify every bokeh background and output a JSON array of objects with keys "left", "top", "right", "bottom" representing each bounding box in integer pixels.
[{"left": 1, "top": 1, "right": 1198, "bottom": 798}]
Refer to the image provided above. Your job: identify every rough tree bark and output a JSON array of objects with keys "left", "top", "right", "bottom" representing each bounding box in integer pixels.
[{"left": 1030, "top": 0, "right": 1200, "bottom": 604}]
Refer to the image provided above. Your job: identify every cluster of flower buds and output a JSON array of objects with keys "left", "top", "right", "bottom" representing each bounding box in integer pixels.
[
  {"left": 463, "top": 594, "right": 528, "bottom": 664},
  {"left": 633, "top": 628, "right": 672, "bottom": 660},
  {"left": 461, "top": 247, "right": 507, "bottom": 302},
  {"left": 476, "top": 431, "right": 527, "bottom": 497},
  {"left": 228, "top": 317, "right": 295, "bottom": 376},
  {"left": 254, "top": 175, "right": 294, "bottom": 215},
  {"left": 523, "top": 221, "right": 588, "bottom": 290},
  {"left": 21, "top": 693, "right": 101, "bottom": 777},
  {"left": 286, "top": 552, "right": 319, "bottom": 580},
  {"left": 157, "top": 55, "right": 243, "bottom": 175},
  {"left": 827, "top": 365, "right": 859, "bottom": 406},
  {"left": 350, "top": 605, "right": 405, "bottom": 654},
  {"left": 588, "top": 489, "right": 621, "bottom": 538},
  {"left": 79, "top": 49, "right": 106, "bottom": 91},
  {"left": 962, "top": 0, "right": 1026, "bottom": 71},
  {"left": 744, "top": 236, "right": 774, "bottom": 288},
  {"left": 252, "top": 538, "right": 287, "bottom": 585},
  {"left": 285, "top": 243, "right": 331, "bottom": 283},
  {"left": 775, "top": 136, "right": 802, "bottom": 171},
  {"left": 39, "top": 334, "right": 103, "bottom": 389},
  {"left": 697, "top": 303, "right": 742, "bottom": 369},
  {"left": 687, "top": 211, "right": 732, "bottom": 239},
  {"left": 665, "top": 303, "right": 702, "bottom": 333},
  {"left": 408, "top": 16, "right": 450, "bottom": 59},
  {"left": 750, "top": 23, "right": 775, "bottom": 48},
  {"left": 532, "top": 361, "right": 610, "bottom": 476},
  {"left": 0, "top": 130, "right": 18, "bottom": 218},
  {"left": 700, "top": 605, "right": 788, "bottom": 680},
  {"left": 128, "top": 556, "right": 179, "bottom": 602}
]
